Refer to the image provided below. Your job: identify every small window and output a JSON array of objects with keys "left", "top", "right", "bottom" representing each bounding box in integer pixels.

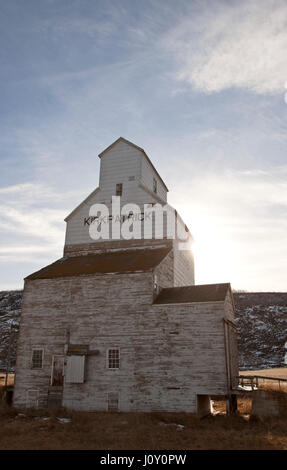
[
  {"left": 116, "top": 183, "right": 123, "bottom": 196},
  {"left": 31, "top": 349, "right": 43, "bottom": 369},
  {"left": 108, "top": 349, "right": 120, "bottom": 369},
  {"left": 153, "top": 178, "right": 157, "bottom": 194},
  {"left": 26, "top": 389, "right": 39, "bottom": 408},
  {"left": 108, "top": 392, "right": 119, "bottom": 411}
]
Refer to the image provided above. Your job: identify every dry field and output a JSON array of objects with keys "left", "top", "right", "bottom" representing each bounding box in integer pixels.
[
  {"left": 240, "top": 368, "right": 287, "bottom": 379},
  {"left": 0, "top": 396, "right": 287, "bottom": 450},
  {"left": 0, "top": 374, "right": 14, "bottom": 387},
  {"left": 0, "top": 369, "right": 286, "bottom": 450},
  {"left": 239, "top": 367, "right": 287, "bottom": 392}
]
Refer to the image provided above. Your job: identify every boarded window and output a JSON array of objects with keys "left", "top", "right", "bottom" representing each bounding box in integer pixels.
[
  {"left": 31, "top": 349, "right": 43, "bottom": 369},
  {"left": 108, "top": 392, "right": 119, "bottom": 411},
  {"left": 65, "top": 355, "right": 85, "bottom": 383},
  {"left": 116, "top": 183, "right": 123, "bottom": 196},
  {"left": 26, "top": 389, "right": 39, "bottom": 408},
  {"left": 153, "top": 178, "right": 157, "bottom": 193},
  {"left": 108, "top": 349, "right": 120, "bottom": 369}
]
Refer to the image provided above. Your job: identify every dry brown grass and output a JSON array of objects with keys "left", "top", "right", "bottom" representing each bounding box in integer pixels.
[
  {"left": 0, "top": 397, "right": 287, "bottom": 450},
  {"left": 239, "top": 368, "right": 287, "bottom": 394},
  {"left": 0, "top": 374, "right": 14, "bottom": 387},
  {"left": 213, "top": 396, "right": 252, "bottom": 415},
  {"left": 240, "top": 368, "right": 287, "bottom": 379},
  {"left": 259, "top": 383, "right": 287, "bottom": 393}
]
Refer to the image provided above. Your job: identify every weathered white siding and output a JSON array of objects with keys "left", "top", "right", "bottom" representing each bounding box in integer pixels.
[
  {"left": 13, "top": 137, "right": 236, "bottom": 414},
  {"left": 173, "top": 239, "right": 195, "bottom": 286},
  {"left": 99, "top": 140, "right": 142, "bottom": 199},
  {"left": 65, "top": 189, "right": 157, "bottom": 247},
  {"left": 224, "top": 290, "right": 239, "bottom": 389},
  {"left": 64, "top": 239, "right": 171, "bottom": 258},
  {"left": 64, "top": 139, "right": 172, "bottom": 249},
  {"left": 154, "top": 247, "right": 174, "bottom": 288},
  {"left": 13, "top": 270, "right": 235, "bottom": 412},
  {"left": 140, "top": 154, "right": 167, "bottom": 202}
]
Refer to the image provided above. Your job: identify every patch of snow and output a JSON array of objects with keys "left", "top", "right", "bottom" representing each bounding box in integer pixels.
[
  {"left": 15, "top": 413, "right": 27, "bottom": 419},
  {"left": 159, "top": 422, "right": 184, "bottom": 430},
  {"left": 237, "top": 384, "right": 258, "bottom": 391},
  {"left": 56, "top": 417, "right": 71, "bottom": 424},
  {"left": 176, "top": 424, "right": 184, "bottom": 431}
]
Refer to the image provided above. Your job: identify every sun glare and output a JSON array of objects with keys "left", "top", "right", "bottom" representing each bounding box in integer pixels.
[{"left": 180, "top": 206, "right": 235, "bottom": 286}]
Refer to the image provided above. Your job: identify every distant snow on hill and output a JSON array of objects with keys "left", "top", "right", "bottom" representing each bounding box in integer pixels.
[
  {"left": 234, "top": 293, "right": 287, "bottom": 370},
  {"left": 0, "top": 290, "right": 286, "bottom": 372},
  {"left": 0, "top": 290, "right": 21, "bottom": 371}
]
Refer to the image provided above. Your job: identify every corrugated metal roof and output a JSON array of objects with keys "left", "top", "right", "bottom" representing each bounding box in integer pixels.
[
  {"left": 25, "top": 247, "right": 171, "bottom": 280},
  {"left": 153, "top": 283, "right": 231, "bottom": 304}
]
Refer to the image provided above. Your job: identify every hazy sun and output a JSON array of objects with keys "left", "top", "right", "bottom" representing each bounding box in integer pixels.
[{"left": 179, "top": 206, "right": 235, "bottom": 286}]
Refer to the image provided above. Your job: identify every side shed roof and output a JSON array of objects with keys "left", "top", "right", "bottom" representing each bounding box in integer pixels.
[
  {"left": 153, "top": 283, "right": 231, "bottom": 304},
  {"left": 25, "top": 246, "right": 171, "bottom": 280}
]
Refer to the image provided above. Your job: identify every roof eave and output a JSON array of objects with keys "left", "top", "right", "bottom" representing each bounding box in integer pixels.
[
  {"left": 98, "top": 137, "right": 169, "bottom": 192},
  {"left": 64, "top": 187, "right": 100, "bottom": 222}
]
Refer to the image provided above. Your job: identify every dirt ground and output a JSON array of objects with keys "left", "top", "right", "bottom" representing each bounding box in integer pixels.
[
  {"left": 0, "top": 396, "right": 287, "bottom": 450},
  {"left": 0, "top": 370, "right": 287, "bottom": 450}
]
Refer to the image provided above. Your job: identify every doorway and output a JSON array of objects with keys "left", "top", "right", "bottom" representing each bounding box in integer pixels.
[{"left": 51, "top": 355, "right": 64, "bottom": 386}]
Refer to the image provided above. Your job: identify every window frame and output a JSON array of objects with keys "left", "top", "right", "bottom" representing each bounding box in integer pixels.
[
  {"left": 153, "top": 178, "right": 157, "bottom": 194},
  {"left": 116, "top": 183, "right": 123, "bottom": 196},
  {"left": 107, "top": 348, "right": 120, "bottom": 370},
  {"left": 31, "top": 348, "right": 44, "bottom": 370},
  {"left": 107, "top": 392, "right": 119, "bottom": 411},
  {"left": 26, "top": 389, "right": 39, "bottom": 408}
]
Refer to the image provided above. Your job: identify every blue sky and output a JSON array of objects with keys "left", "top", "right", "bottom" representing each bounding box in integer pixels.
[{"left": 0, "top": 0, "right": 287, "bottom": 291}]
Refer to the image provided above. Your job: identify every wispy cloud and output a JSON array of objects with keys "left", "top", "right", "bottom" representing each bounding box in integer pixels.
[
  {"left": 162, "top": 0, "right": 287, "bottom": 94},
  {"left": 0, "top": 0, "right": 286, "bottom": 291},
  {"left": 0, "top": 182, "right": 85, "bottom": 206},
  {"left": 36, "top": 18, "right": 116, "bottom": 40},
  {"left": 0, "top": 182, "right": 84, "bottom": 264}
]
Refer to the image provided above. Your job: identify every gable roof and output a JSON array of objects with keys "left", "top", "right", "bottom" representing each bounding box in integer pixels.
[
  {"left": 153, "top": 283, "right": 231, "bottom": 304},
  {"left": 64, "top": 187, "right": 100, "bottom": 222},
  {"left": 64, "top": 137, "right": 169, "bottom": 222},
  {"left": 98, "top": 137, "right": 145, "bottom": 158},
  {"left": 25, "top": 246, "right": 171, "bottom": 280},
  {"left": 98, "top": 137, "right": 169, "bottom": 192}
]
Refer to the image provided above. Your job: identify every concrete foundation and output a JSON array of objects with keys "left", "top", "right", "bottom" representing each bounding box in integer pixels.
[{"left": 252, "top": 390, "right": 287, "bottom": 418}]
